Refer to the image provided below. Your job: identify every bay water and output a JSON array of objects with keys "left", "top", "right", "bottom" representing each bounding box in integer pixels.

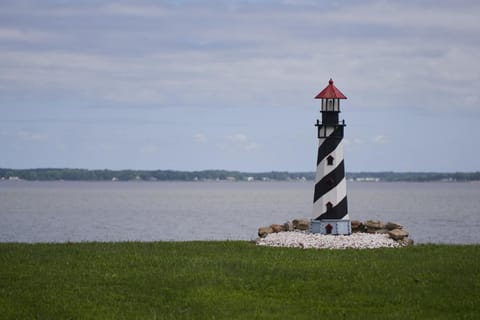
[{"left": 0, "top": 181, "right": 479, "bottom": 244}]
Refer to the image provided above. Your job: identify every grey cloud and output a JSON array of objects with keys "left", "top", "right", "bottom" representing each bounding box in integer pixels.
[{"left": 0, "top": 0, "right": 478, "bottom": 111}]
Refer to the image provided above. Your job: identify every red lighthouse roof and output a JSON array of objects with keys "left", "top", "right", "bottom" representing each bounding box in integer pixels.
[{"left": 315, "top": 78, "right": 347, "bottom": 99}]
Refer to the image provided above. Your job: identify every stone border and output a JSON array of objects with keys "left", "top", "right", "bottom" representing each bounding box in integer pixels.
[{"left": 258, "top": 219, "right": 413, "bottom": 247}]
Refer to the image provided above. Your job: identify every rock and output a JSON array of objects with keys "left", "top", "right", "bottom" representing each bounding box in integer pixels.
[
  {"left": 257, "top": 218, "right": 413, "bottom": 247},
  {"left": 297, "top": 221, "right": 310, "bottom": 231},
  {"left": 365, "top": 220, "right": 385, "bottom": 230},
  {"left": 399, "top": 237, "right": 414, "bottom": 246},
  {"left": 351, "top": 220, "right": 362, "bottom": 228},
  {"left": 351, "top": 220, "right": 364, "bottom": 232},
  {"left": 386, "top": 222, "right": 403, "bottom": 230},
  {"left": 388, "top": 228, "right": 409, "bottom": 240},
  {"left": 256, "top": 232, "right": 401, "bottom": 249},
  {"left": 292, "top": 219, "right": 310, "bottom": 231},
  {"left": 258, "top": 226, "right": 273, "bottom": 238},
  {"left": 270, "top": 224, "right": 284, "bottom": 233},
  {"left": 366, "top": 228, "right": 390, "bottom": 234},
  {"left": 283, "top": 221, "right": 294, "bottom": 232}
]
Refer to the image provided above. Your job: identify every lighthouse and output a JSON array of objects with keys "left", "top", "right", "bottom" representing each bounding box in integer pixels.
[{"left": 310, "top": 79, "right": 351, "bottom": 235}]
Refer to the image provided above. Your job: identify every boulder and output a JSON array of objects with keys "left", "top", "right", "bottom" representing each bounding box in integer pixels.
[
  {"left": 351, "top": 220, "right": 364, "bottom": 232},
  {"left": 366, "top": 228, "right": 389, "bottom": 234},
  {"left": 258, "top": 226, "right": 273, "bottom": 238},
  {"left": 293, "top": 219, "right": 310, "bottom": 231},
  {"left": 283, "top": 221, "right": 294, "bottom": 232},
  {"left": 388, "top": 228, "right": 409, "bottom": 240},
  {"left": 399, "top": 237, "right": 414, "bottom": 246},
  {"left": 385, "top": 222, "right": 403, "bottom": 230},
  {"left": 270, "top": 224, "right": 284, "bottom": 233},
  {"left": 364, "top": 220, "right": 385, "bottom": 230}
]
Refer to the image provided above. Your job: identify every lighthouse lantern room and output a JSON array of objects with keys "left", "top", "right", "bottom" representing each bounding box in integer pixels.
[{"left": 310, "top": 79, "right": 351, "bottom": 235}]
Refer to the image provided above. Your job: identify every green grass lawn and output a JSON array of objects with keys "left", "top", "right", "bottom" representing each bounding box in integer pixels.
[{"left": 0, "top": 241, "right": 479, "bottom": 319}]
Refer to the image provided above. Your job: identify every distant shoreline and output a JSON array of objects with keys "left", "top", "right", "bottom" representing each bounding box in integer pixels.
[{"left": 1, "top": 168, "right": 479, "bottom": 182}]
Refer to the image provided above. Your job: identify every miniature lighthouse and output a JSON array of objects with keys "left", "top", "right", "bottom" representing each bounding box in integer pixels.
[{"left": 310, "top": 79, "right": 351, "bottom": 235}]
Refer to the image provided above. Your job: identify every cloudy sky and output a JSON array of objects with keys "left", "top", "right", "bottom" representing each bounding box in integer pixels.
[{"left": 1, "top": 0, "right": 479, "bottom": 172}]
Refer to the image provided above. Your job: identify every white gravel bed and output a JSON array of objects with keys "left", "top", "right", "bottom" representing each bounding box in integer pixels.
[{"left": 256, "top": 231, "right": 401, "bottom": 249}]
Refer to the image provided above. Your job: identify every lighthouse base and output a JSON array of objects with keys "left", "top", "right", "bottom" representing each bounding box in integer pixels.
[{"left": 310, "top": 219, "right": 351, "bottom": 235}]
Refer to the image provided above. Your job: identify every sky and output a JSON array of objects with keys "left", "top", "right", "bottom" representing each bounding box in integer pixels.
[{"left": 1, "top": 0, "right": 480, "bottom": 172}]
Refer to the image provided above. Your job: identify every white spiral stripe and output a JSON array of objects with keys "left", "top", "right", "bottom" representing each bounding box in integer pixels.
[
  {"left": 315, "top": 139, "right": 344, "bottom": 182},
  {"left": 313, "top": 177, "right": 347, "bottom": 218}
]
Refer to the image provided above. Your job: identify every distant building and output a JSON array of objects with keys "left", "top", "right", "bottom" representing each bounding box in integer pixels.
[{"left": 355, "top": 177, "right": 380, "bottom": 182}]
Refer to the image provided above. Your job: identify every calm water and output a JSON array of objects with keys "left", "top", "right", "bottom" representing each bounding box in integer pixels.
[{"left": 0, "top": 181, "right": 479, "bottom": 244}]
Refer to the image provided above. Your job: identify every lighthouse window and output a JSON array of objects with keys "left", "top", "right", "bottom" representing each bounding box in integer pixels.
[
  {"left": 327, "top": 99, "right": 334, "bottom": 111},
  {"left": 327, "top": 156, "right": 334, "bottom": 166},
  {"left": 326, "top": 202, "right": 333, "bottom": 211}
]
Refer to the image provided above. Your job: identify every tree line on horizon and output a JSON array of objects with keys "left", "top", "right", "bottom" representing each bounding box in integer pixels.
[{"left": 1, "top": 168, "right": 480, "bottom": 182}]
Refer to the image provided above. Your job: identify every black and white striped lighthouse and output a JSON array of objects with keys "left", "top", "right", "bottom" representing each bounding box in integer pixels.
[{"left": 310, "top": 79, "right": 351, "bottom": 235}]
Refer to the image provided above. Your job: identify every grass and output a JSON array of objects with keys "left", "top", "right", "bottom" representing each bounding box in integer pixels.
[{"left": 0, "top": 241, "right": 479, "bottom": 319}]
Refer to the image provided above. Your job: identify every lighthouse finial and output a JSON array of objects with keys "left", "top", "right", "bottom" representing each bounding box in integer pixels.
[{"left": 329, "top": 78, "right": 334, "bottom": 84}]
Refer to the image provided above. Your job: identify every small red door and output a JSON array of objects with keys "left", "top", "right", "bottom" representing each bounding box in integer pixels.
[{"left": 326, "top": 224, "right": 333, "bottom": 234}]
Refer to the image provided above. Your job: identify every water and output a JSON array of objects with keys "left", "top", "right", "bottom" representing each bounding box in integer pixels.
[{"left": 0, "top": 181, "right": 479, "bottom": 244}]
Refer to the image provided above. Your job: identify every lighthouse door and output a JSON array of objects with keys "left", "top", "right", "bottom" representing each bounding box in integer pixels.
[{"left": 325, "top": 224, "right": 333, "bottom": 234}]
